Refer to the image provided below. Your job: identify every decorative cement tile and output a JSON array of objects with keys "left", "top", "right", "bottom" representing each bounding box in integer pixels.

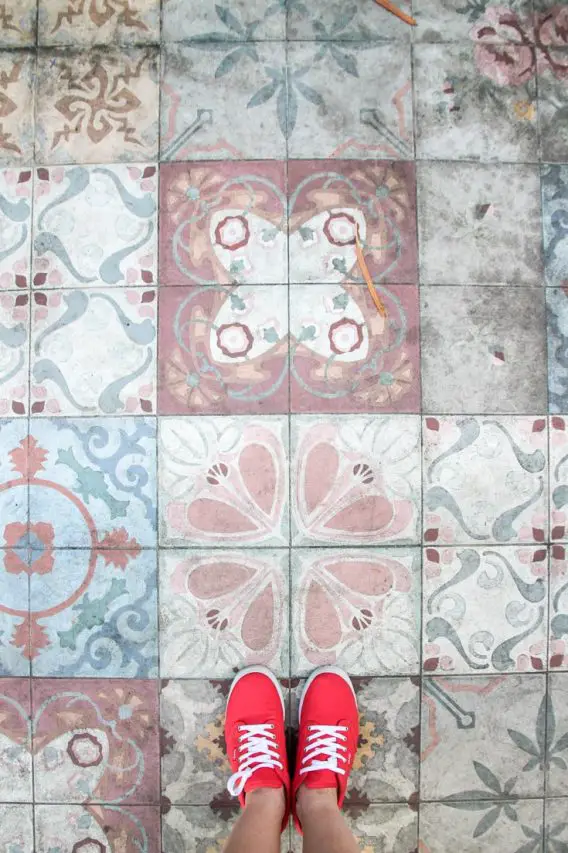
[
  {"left": 420, "top": 287, "right": 547, "bottom": 414},
  {"left": 162, "top": 806, "right": 240, "bottom": 853},
  {"left": 159, "top": 548, "right": 289, "bottom": 678},
  {"left": 0, "top": 51, "right": 34, "bottom": 164},
  {"left": 0, "top": 549, "right": 30, "bottom": 675},
  {"left": 163, "top": 0, "right": 285, "bottom": 41},
  {"left": 0, "top": 168, "right": 32, "bottom": 289},
  {"left": 0, "top": 0, "right": 36, "bottom": 46},
  {"left": 0, "top": 292, "right": 29, "bottom": 416},
  {"left": 546, "top": 673, "right": 568, "bottom": 796},
  {"left": 423, "top": 416, "right": 548, "bottom": 545},
  {"left": 546, "top": 798, "right": 568, "bottom": 849},
  {"left": 550, "top": 416, "right": 568, "bottom": 541},
  {"left": 291, "top": 548, "right": 420, "bottom": 676},
  {"left": 158, "top": 415, "right": 289, "bottom": 547},
  {"left": 30, "top": 288, "right": 156, "bottom": 416},
  {"left": 550, "top": 544, "right": 568, "bottom": 669},
  {"left": 0, "top": 805, "right": 33, "bottom": 852},
  {"left": 421, "top": 674, "right": 546, "bottom": 799},
  {"left": 34, "top": 805, "right": 160, "bottom": 853},
  {"left": 0, "top": 679, "right": 32, "bottom": 799},
  {"left": 290, "top": 804, "right": 418, "bottom": 852},
  {"left": 423, "top": 546, "right": 548, "bottom": 675},
  {"left": 0, "top": 421, "right": 30, "bottom": 544},
  {"left": 33, "top": 164, "right": 157, "bottom": 288},
  {"left": 291, "top": 415, "right": 421, "bottom": 546},
  {"left": 287, "top": 0, "right": 412, "bottom": 41},
  {"left": 36, "top": 49, "right": 159, "bottom": 164},
  {"left": 536, "top": 11, "right": 568, "bottom": 163},
  {"left": 38, "top": 0, "right": 160, "bottom": 45},
  {"left": 412, "top": 0, "right": 533, "bottom": 42},
  {"left": 547, "top": 289, "right": 568, "bottom": 413},
  {"left": 542, "top": 165, "right": 568, "bottom": 288},
  {"left": 417, "top": 162, "right": 542, "bottom": 286}
]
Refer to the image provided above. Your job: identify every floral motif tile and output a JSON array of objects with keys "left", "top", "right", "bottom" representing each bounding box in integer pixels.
[
  {"left": 290, "top": 677, "right": 420, "bottom": 802},
  {"left": 162, "top": 806, "right": 239, "bottom": 853},
  {"left": 163, "top": 0, "right": 285, "bottom": 41},
  {"left": 291, "top": 548, "right": 420, "bottom": 676},
  {"left": 419, "top": 799, "right": 543, "bottom": 853},
  {"left": 412, "top": 0, "right": 532, "bottom": 41},
  {"left": 29, "top": 549, "right": 158, "bottom": 678},
  {"left": 0, "top": 0, "right": 36, "bottom": 46},
  {"left": 32, "top": 678, "right": 160, "bottom": 803},
  {"left": 423, "top": 417, "right": 548, "bottom": 545},
  {"left": 0, "top": 678, "right": 32, "bottom": 799},
  {"left": 38, "top": 0, "right": 160, "bottom": 45},
  {"left": 420, "top": 287, "right": 547, "bottom": 414},
  {"left": 287, "top": 0, "right": 412, "bottom": 41},
  {"left": 158, "top": 161, "right": 287, "bottom": 286},
  {"left": 542, "top": 165, "right": 568, "bottom": 288},
  {"left": 550, "top": 545, "right": 568, "bottom": 669},
  {"left": 546, "top": 799, "right": 568, "bottom": 849},
  {"left": 32, "top": 164, "right": 157, "bottom": 288},
  {"left": 0, "top": 51, "right": 34, "bottom": 164},
  {"left": 423, "top": 546, "right": 548, "bottom": 675},
  {"left": 160, "top": 44, "right": 286, "bottom": 160},
  {"left": 535, "top": 3, "right": 568, "bottom": 162},
  {"left": 159, "top": 549, "right": 289, "bottom": 677},
  {"left": 0, "top": 419, "right": 30, "bottom": 529},
  {"left": 158, "top": 285, "right": 289, "bottom": 415},
  {"left": 36, "top": 49, "right": 159, "bottom": 164},
  {"left": 26, "top": 418, "right": 157, "bottom": 548},
  {"left": 159, "top": 416, "right": 288, "bottom": 547},
  {"left": 0, "top": 550, "right": 30, "bottom": 675},
  {"left": 30, "top": 288, "right": 157, "bottom": 416},
  {"left": 414, "top": 43, "right": 537, "bottom": 162},
  {"left": 0, "top": 168, "right": 32, "bottom": 289},
  {"left": 0, "top": 291, "right": 29, "bottom": 416},
  {"left": 550, "top": 415, "right": 568, "bottom": 540},
  {"left": 288, "top": 160, "right": 417, "bottom": 285},
  {"left": 291, "top": 415, "right": 421, "bottom": 545},
  {"left": 547, "top": 289, "right": 568, "bottom": 413},
  {"left": 417, "top": 162, "right": 542, "bottom": 286},
  {"left": 421, "top": 674, "right": 546, "bottom": 800},
  {"left": 0, "top": 805, "right": 32, "bottom": 851},
  {"left": 35, "top": 805, "right": 160, "bottom": 853},
  {"left": 290, "top": 804, "right": 418, "bottom": 853},
  {"left": 546, "top": 673, "right": 568, "bottom": 796}
]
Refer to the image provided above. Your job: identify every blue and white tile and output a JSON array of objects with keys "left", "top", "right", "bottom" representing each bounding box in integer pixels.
[{"left": 0, "top": 167, "right": 32, "bottom": 289}]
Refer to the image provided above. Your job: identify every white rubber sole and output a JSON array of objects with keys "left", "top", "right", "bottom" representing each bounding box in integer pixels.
[
  {"left": 298, "top": 666, "right": 357, "bottom": 721},
  {"left": 228, "top": 665, "right": 285, "bottom": 713}
]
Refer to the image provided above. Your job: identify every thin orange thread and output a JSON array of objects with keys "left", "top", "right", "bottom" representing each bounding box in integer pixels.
[
  {"left": 355, "top": 228, "right": 388, "bottom": 318},
  {"left": 373, "top": 0, "right": 417, "bottom": 25}
]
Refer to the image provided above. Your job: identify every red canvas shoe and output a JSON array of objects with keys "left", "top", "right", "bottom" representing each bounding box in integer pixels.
[
  {"left": 292, "top": 666, "right": 359, "bottom": 832},
  {"left": 225, "top": 666, "right": 290, "bottom": 830}
]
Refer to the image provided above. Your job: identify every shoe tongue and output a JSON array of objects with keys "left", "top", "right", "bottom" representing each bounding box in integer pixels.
[{"left": 302, "top": 768, "right": 338, "bottom": 790}]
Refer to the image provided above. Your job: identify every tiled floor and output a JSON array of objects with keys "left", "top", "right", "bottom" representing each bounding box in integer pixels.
[{"left": 0, "top": 0, "right": 566, "bottom": 850}]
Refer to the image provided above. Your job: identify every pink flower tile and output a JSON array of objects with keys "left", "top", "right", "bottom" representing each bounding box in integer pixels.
[
  {"left": 550, "top": 545, "right": 568, "bottom": 670},
  {"left": 0, "top": 168, "right": 31, "bottom": 289},
  {"left": 551, "top": 415, "right": 568, "bottom": 542},
  {"left": 35, "top": 805, "right": 160, "bottom": 853},
  {"left": 159, "top": 416, "right": 289, "bottom": 547},
  {"left": 291, "top": 547, "right": 420, "bottom": 676},
  {"left": 158, "top": 285, "right": 288, "bottom": 414},
  {"left": 0, "top": 678, "right": 32, "bottom": 800},
  {"left": 0, "top": 291, "right": 28, "bottom": 416},
  {"left": 32, "top": 679, "right": 160, "bottom": 804},
  {"left": 158, "top": 161, "right": 287, "bottom": 286},
  {"left": 291, "top": 415, "right": 421, "bottom": 545},
  {"left": 290, "top": 283, "right": 419, "bottom": 413}
]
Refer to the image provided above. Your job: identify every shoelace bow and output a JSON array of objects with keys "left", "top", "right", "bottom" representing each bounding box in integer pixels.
[
  {"left": 299, "top": 724, "right": 349, "bottom": 777},
  {"left": 227, "top": 723, "right": 283, "bottom": 797}
]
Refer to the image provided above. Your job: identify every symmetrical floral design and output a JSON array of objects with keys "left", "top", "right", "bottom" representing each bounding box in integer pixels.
[
  {"left": 0, "top": 290, "right": 28, "bottom": 415},
  {"left": 38, "top": 0, "right": 160, "bottom": 45},
  {"left": 550, "top": 545, "right": 568, "bottom": 669},
  {"left": 0, "top": 52, "right": 33, "bottom": 163},
  {"left": 550, "top": 416, "right": 568, "bottom": 539},
  {"left": 35, "top": 805, "right": 160, "bottom": 853},
  {"left": 0, "top": 168, "right": 31, "bottom": 288}
]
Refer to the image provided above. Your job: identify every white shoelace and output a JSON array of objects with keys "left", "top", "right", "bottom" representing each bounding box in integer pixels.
[
  {"left": 299, "top": 724, "right": 349, "bottom": 778},
  {"left": 227, "top": 723, "right": 283, "bottom": 797}
]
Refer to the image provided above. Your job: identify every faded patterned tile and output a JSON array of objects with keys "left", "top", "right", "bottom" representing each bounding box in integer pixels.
[
  {"left": 287, "top": 0, "right": 412, "bottom": 41},
  {"left": 35, "top": 805, "right": 160, "bottom": 853},
  {"left": 159, "top": 549, "right": 289, "bottom": 678},
  {"left": 423, "top": 416, "right": 548, "bottom": 546},
  {"left": 290, "top": 804, "right": 418, "bottom": 852},
  {"left": 535, "top": 3, "right": 568, "bottom": 162},
  {"left": 547, "top": 289, "right": 568, "bottom": 413},
  {"left": 421, "top": 674, "right": 546, "bottom": 800},
  {"left": 36, "top": 49, "right": 159, "bottom": 164},
  {"left": 0, "top": 51, "right": 34, "bottom": 164},
  {"left": 414, "top": 43, "right": 537, "bottom": 162},
  {"left": 412, "top": 0, "right": 533, "bottom": 41},
  {"left": 288, "top": 160, "right": 417, "bottom": 285},
  {"left": 160, "top": 44, "right": 286, "bottom": 161},
  {"left": 291, "top": 415, "right": 421, "bottom": 546},
  {"left": 163, "top": 0, "right": 285, "bottom": 41},
  {"left": 0, "top": 292, "right": 29, "bottom": 416},
  {"left": 38, "top": 0, "right": 159, "bottom": 45},
  {"left": 162, "top": 806, "right": 240, "bottom": 853},
  {"left": 0, "top": 168, "right": 32, "bottom": 289},
  {"left": 291, "top": 548, "right": 420, "bottom": 676},
  {"left": 30, "top": 549, "right": 158, "bottom": 678},
  {"left": 0, "top": 679, "right": 32, "bottom": 798},
  {"left": 420, "top": 799, "right": 544, "bottom": 853},
  {"left": 417, "top": 162, "right": 542, "bottom": 286},
  {"left": 550, "top": 545, "right": 568, "bottom": 669},
  {"left": 420, "top": 287, "right": 547, "bottom": 414},
  {"left": 0, "top": 552, "right": 30, "bottom": 676},
  {"left": 542, "top": 166, "right": 568, "bottom": 288},
  {"left": 423, "top": 546, "right": 548, "bottom": 675},
  {"left": 0, "top": 0, "right": 36, "bottom": 46},
  {"left": 286, "top": 42, "right": 413, "bottom": 159},
  {"left": 0, "top": 805, "right": 33, "bottom": 852},
  {"left": 159, "top": 416, "right": 289, "bottom": 547},
  {"left": 32, "top": 678, "right": 159, "bottom": 803},
  {"left": 33, "top": 164, "right": 157, "bottom": 289},
  {"left": 27, "top": 417, "right": 157, "bottom": 548},
  {"left": 546, "top": 673, "right": 568, "bottom": 796},
  {"left": 546, "top": 798, "right": 568, "bottom": 849},
  {"left": 158, "top": 161, "right": 287, "bottom": 286},
  {"left": 0, "top": 419, "right": 31, "bottom": 528},
  {"left": 158, "top": 285, "right": 289, "bottom": 415},
  {"left": 30, "top": 288, "right": 156, "bottom": 416},
  {"left": 550, "top": 416, "right": 568, "bottom": 542}
]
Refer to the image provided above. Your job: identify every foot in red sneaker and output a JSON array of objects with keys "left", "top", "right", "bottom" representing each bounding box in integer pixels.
[
  {"left": 292, "top": 666, "right": 359, "bottom": 833},
  {"left": 225, "top": 666, "right": 290, "bottom": 831}
]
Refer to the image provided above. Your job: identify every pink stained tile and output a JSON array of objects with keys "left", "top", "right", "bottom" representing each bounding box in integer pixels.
[
  {"left": 32, "top": 679, "right": 160, "bottom": 804},
  {"left": 158, "top": 161, "right": 288, "bottom": 286},
  {"left": 158, "top": 285, "right": 289, "bottom": 415},
  {"left": 0, "top": 678, "right": 32, "bottom": 801},
  {"left": 290, "top": 283, "right": 420, "bottom": 414},
  {"left": 288, "top": 160, "right": 418, "bottom": 286}
]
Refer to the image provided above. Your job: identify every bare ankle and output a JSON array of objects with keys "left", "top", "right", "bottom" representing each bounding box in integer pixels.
[
  {"left": 245, "top": 786, "right": 286, "bottom": 819},
  {"left": 296, "top": 786, "right": 338, "bottom": 822}
]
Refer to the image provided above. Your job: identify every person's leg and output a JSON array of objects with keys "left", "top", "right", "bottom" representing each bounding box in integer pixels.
[
  {"left": 223, "top": 787, "right": 285, "bottom": 853},
  {"left": 297, "top": 787, "right": 360, "bottom": 853}
]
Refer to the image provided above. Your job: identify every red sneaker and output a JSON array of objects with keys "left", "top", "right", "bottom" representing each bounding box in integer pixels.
[
  {"left": 292, "top": 666, "right": 359, "bottom": 832},
  {"left": 225, "top": 666, "right": 290, "bottom": 830}
]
